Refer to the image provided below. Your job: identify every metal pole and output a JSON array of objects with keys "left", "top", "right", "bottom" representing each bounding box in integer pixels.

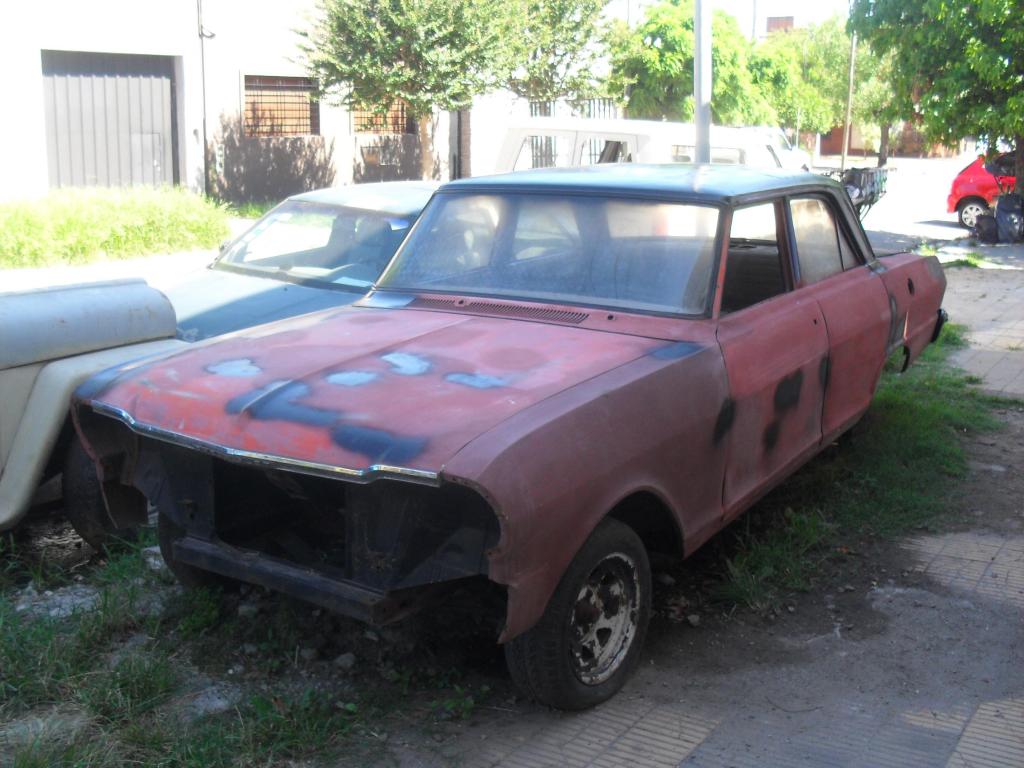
[
  {"left": 840, "top": 31, "right": 857, "bottom": 172},
  {"left": 197, "top": 0, "right": 210, "bottom": 197},
  {"left": 694, "top": 0, "right": 712, "bottom": 163}
]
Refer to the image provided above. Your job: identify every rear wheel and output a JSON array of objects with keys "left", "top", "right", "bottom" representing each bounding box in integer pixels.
[
  {"left": 63, "top": 435, "right": 136, "bottom": 550},
  {"left": 957, "top": 198, "right": 989, "bottom": 229},
  {"left": 504, "top": 519, "right": 651, "bottom": 710}
]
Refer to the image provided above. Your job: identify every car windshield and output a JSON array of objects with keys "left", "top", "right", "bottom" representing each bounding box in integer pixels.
[
  {"left": 217, "top": 200, "right": 413, "bottom": 291},
  {"left": 377, "top": 192, "right": 720, "bottom": 315}
]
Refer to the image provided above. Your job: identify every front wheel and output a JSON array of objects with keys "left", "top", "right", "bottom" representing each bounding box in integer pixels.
[{"left": 504, "top": 518, "right": 651, "bottom": 710}]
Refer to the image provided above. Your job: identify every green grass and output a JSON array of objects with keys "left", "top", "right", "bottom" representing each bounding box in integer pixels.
[
  {"left": 943, "top": 252, "right": 996, "bottom": 269},
  {"left": 714, "top": 323, "right": 1008, "bottom": 610},
  {"left": 226, "top": 199, "right": 280, "bottom": 219},
  {"left": 0, "top": 188, "right": 230, "bottom": 268}
]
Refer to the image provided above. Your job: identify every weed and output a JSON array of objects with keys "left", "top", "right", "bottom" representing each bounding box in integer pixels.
[
  {"left": 78, "top": 654, "right": 176, "bottom": 723},
  {"left": 11, "top": 729, "right": 123, "bottom": 768},
  {"left": 432, "top": 684, "right": 487, "bottom": 720},
  {"left": 0, "top": 188, "right": 229, "bottom": 268},
  {"left": 170, "top": 587, "right": 223, "bottom": 640},
  {"left": 240, "top": 688, "right": 355, "bottom": 757},
  {"left": 943, "top": 252, "right": 992, "bottom": 269},
  {"left": 226, "top": 199, "right": 281, "bottom": 219}
]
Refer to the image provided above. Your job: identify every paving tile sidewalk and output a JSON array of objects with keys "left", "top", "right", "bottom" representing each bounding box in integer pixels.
[{"left": 938, "top": 247, "right": 1024, "bottom": 399}]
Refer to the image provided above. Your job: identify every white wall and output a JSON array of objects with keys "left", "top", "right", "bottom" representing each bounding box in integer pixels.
[{"left": 0, "top": 0, "right": 450, "bottom": 202}]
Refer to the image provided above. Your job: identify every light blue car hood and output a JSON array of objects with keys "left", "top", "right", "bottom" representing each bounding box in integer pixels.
[{"left": 164, "top": 266, "right": 363, "bottom": 341}]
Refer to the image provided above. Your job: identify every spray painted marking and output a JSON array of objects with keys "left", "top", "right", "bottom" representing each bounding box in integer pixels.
[
  {"left": 382, "top": 352, "right": 431, "bottom": 376},
  {"left": 206, "top": 358, "right": 262, "bottom": 378},
  {"left": 226, "top": 380, "right": 338, "bottom": 427},
  {"left": 446, "top": 372, "right": 508, "bottom": 390},
  {"left": 327, "top": 371, "right": 379, "bottom": 387},
  {"left": 333, "top": 424, "right": 426, "bottom": 463}
]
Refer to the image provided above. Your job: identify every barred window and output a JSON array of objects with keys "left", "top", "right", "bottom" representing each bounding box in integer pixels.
[
  {"left": 244, "top": 76, "right": 320, "bottom": 137},
  {"left": 353, "top": 101, "right": 415, "bottom": 134}
]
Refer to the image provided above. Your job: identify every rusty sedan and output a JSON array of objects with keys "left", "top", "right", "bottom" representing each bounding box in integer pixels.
[{"left": 73, "top": 165, "right": 947, "bottom": 709}]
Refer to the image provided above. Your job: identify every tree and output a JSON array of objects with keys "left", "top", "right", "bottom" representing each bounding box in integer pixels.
[
  {"left": 750, "top": 18, "right": 850, "bottom": 138},
  {"left": 302, "top": 0, "right": 521, "bottom": 179},
  {"left": 508, "top": 0, "right": 608, "bottom": 106},
  {"left": 850, "top": 0, "right": 1024, "bottom": 189},
  {"left": 850, "top": 49, "right": 910, "bottom": 166},
  {"left": 606, "top": 0, "right": 775, "bottom": 125}
]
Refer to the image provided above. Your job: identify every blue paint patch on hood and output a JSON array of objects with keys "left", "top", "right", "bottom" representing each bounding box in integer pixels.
[{"left": 165, "top": 267, "right": 359, "bottom": 341}]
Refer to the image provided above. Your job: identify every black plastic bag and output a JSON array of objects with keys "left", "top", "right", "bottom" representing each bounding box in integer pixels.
[
  {"left": 995, "top": 193, "right": 1023, "bottom": 243},
  {"left": 975, "top": 213, "right": 999, "bottom": 244}
]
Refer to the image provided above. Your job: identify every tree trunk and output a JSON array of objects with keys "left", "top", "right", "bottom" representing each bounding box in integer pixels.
[
  {"left": 1016, "top": 136, "right": 1024, "bottom": 195},
  {"left": 418, "top": 115, "right": 434, "bottom": 180},
  {"left": 878, "top": 124, "right": 890, "bottom": 167}
]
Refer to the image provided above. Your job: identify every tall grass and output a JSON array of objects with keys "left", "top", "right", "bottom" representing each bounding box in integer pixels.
[{"left": 0, "top": 187, "right": 230, "bottom": 269}]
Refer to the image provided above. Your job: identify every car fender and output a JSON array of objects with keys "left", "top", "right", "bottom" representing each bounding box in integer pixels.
[
  {"left": 0, "top": 338, "right": 187, "bottom": 530},
  {"left": 444, "top": 338, "right": 729, "bottom": 641}
]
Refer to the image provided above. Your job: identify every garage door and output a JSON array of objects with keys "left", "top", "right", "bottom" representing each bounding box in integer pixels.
[{"left": 41, "top": 50, "right": 178, "bottom": 188}]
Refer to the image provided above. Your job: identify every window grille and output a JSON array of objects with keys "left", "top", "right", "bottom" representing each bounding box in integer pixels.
[
  {"left": 244, "top": 76, "right": 320, "bottom": 137},
  {"left": 353, "top": 101, "right": 415, "bottom": 134}
]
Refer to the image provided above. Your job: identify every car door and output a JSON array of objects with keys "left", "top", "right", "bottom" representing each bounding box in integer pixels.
[
  {"left": 787, "top": 195, "right": 891, "bottom": 439},
  {"left": 715, "top": 200, "right": 829, "bottom": 519}
]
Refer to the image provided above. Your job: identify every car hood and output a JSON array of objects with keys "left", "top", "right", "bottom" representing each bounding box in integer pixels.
[
  {"left": 79, "top": 306, "right": 664, "bottom": 477},
  {"left": 165, "top": 267, "right": 361, "bottom": 341}
]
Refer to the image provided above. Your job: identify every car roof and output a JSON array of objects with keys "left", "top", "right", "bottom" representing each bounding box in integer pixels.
[
  {"left": 289, "top": 181, "right": 439, "bottom": 215},
  {"left": 440, "top": 164, "right": 837, "bottom": 204}
]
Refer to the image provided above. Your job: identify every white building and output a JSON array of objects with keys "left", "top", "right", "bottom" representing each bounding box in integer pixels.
[{"left": 0, "top": 0, "right": 452, "bottom": 203}]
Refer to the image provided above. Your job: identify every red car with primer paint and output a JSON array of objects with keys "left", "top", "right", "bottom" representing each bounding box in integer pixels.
[
  {"left": 947, "top": 153, "right": 1016, "bottom": 228},
  {"left": 74, "top": 166, "right": 947, "bottom": 709}
]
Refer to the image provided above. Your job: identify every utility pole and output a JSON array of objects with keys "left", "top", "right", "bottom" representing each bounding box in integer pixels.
[
  {"left": 694, "top": 0, "right": 712, "bottom": 163},
  {"left": 840, "top": 31, "right": 857, "bottom": 172}
]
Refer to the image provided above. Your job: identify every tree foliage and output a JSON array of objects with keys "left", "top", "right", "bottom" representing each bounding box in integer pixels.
[
  {"left": 606, "top": 0, "right": 775, "bottom": 125},
  {"left": 750, "top": 18, "right": 850, "bottom": 135},
  {"left": 850, "top": 0, "right": 1024, "bottom": 187},
  {"left": 302, "top": 0, "right": 521, "bottom": 176},
  {"left": 508, "top": 0, "right": 608, "bottom": 103}
]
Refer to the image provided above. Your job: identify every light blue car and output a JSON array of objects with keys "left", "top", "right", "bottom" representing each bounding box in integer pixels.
[{"left": 167, "top": 181, "right": 437, "bottom": 340}]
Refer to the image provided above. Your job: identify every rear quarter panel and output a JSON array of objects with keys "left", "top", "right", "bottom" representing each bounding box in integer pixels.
[{"left": 876, "top": 254, "right": 947, "bottom": 365}]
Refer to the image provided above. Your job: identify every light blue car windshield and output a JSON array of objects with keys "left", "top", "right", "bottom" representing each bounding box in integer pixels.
[{"left": 219, "top": 201, "right": 411, "bottom": 290}]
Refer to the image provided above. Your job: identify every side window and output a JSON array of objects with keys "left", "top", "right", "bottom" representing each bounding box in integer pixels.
[
  {"left": 513, "top": 135, "right": 573, "bottom": 171},
  {"left": 837, "top": 225, "right": 861, "bottom": 270},
  {"left": 791, "top": 197, "right": 843, "bottom": 285},
  {"left": 719, "top": 202, "right": 788, "bottom": 314},
  {"left": 579, "top": 139, "right": 633, "bottom": 165}
]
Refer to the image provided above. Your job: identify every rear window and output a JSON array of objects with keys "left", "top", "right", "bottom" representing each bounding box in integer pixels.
[{"left": 379, "top": 192, "right": 721, "bottom": 315}]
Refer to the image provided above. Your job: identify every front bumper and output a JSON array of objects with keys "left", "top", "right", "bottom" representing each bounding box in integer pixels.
[{"left": 174, "top": 536, "right": 427, "bottom": 624}]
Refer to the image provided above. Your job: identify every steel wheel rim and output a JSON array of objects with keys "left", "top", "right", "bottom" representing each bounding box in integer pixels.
[
  {"left": 962, "top": 203, "right": 985, "bottom": 228},
  {"left": 568, "top": 552, "right": 640, "bottom": 685}
]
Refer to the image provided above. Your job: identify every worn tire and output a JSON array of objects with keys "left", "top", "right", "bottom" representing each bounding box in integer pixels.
[
  {"left": 504, "top": 518, "right": 651, "bottom": 710},
  {"left": 63, "top": 435, "right": 135, "bottom": 550},
  {"left": 157, "top": 512, "right": 223, "bottom": 589}
]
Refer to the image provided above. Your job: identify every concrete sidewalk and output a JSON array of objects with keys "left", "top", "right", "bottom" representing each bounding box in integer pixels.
[{"left": 938, "top": 244, "right": 1024, "bottom": 399}]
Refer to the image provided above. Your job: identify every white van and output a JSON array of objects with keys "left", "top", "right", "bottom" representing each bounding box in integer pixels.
[{"left": 494, "top": 117, "right": 811, "bottom": 173}]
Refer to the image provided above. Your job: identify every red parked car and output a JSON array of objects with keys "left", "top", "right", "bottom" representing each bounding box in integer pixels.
[
  {"left": 948, "top": 154, "right": 1016, "bottom": 228},
  {"left": 75, "top": 166, "right": 946, "bottom": 709}
]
